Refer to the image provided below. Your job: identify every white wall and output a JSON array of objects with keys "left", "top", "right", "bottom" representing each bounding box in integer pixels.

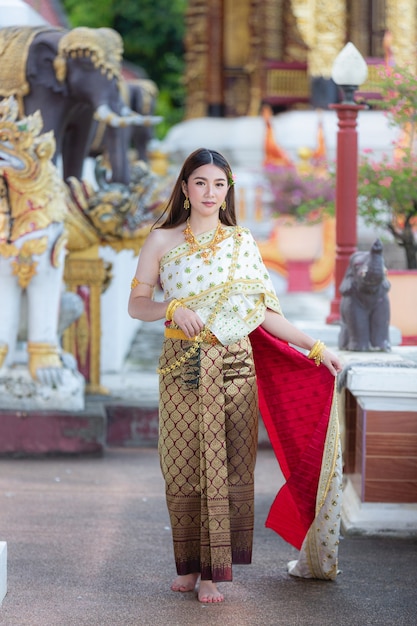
[
  {"left": 161, "top": 110, "right": 399, "bottom": 168},
  {"left": 99, "top": 246, "right": 141, "bottom": 373}
]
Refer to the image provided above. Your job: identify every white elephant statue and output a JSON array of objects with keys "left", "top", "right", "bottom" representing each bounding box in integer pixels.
[{"left": 0, "top": 97, "right": 82, "bottom": 396}]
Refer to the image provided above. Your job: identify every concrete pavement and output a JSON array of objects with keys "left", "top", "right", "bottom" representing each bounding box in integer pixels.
[{"left": 1, "top": 447, "right": 416, "bottom": 626}]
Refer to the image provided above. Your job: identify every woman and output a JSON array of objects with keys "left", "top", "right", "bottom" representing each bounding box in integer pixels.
[{"left": 128, "top": 148, "right": 343, "bottom": 603}]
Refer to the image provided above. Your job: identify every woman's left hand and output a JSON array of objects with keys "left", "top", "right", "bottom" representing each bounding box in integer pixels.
[{"left": 321, "top": 349, "right": 343, "bottom": 376}]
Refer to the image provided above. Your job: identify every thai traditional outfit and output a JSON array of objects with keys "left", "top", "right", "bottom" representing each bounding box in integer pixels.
[{"left": 158, "top": 224, "right": 342, "bottom": 583}]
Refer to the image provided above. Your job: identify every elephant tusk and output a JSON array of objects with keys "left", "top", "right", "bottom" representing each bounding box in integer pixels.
[
  {"left": 126, "top": 114, "right": 164, "bottom": 127},
  {"left": 120, "top": 106, "right": 163, "bottom": 125},
  {"left": 93, "top": 104, "right": 126, "bottom": 128},
  {"left": 94, "top": 105, "right": 163, "bottom": 128}
]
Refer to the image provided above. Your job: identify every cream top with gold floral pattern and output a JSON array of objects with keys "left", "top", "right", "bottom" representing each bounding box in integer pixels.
[{"left": 160, "top": 225, "right": 282, "bottom": 345}]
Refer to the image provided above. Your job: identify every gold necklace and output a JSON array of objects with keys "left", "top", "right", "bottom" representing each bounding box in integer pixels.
[{"left": 183, "top": 218, "right": 228, "bottom": 263}]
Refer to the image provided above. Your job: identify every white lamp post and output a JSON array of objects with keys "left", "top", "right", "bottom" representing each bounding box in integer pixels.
[
  {"left": 331, "top": 42, "right": 369, "bottom": 103},
  {"left": 327, "top": 43, "right": 368, "bottom": 323}
]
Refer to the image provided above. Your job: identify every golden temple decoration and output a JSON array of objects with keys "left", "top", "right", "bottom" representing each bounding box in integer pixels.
[
  {"left": 63, "top": 250, "right": 109, "bottom": 394},
  {"left": 386, "top": 0, "right": 417, "bottom": 72},
  {"left": 0, "top": 241, "right": 18, "bottom": 258},
  {"left": 0, "top": 95, "right": 43, "bottom": 136},
  {"left": 65, "top": 174, "right": 155, "bottom": 256},
  {"left": 283, "top": 3, "right": 308, "bottom": 64},
  {"left": 75, "top": 306, "right": 90, "bottom": 372},
  {"left": 263, "top": 0, "right": 284, "bottom": 60},
  {"left": 223, "top": 0, "right": 251, "bottom": 115},
  {"left": 246, "top": 0, "right": 263, "bottom": 116},
  {"left": 290, "top": 0, "right": 316, "bottom": 49},
  {"left": 349, "top": 0, "right": 376, "bottom": 57},
  {"left": 291, "top": 0, "right": 346, "bottom": 78},
  {"left": 184, "top": 1, "right": 209, "bottom": 119},
  {"left": 0, "top": 236, "right": 49, "bottom": 288}
]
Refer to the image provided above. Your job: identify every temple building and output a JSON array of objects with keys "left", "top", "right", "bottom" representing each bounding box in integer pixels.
[{"left": 183, "top": 0, "right": 417, "bottom": 118}]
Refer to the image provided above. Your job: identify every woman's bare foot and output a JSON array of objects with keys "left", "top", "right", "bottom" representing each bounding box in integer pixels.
[
  {"left": 198, "top": 580, "right": 224, "bottom": 603},
  {"left": 171, "top": 572, "right": 199, "bottom": 593}
]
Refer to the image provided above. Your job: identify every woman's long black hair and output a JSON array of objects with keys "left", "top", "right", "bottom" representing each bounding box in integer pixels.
[{"left": 153, "top": 148, "right": 236, "bottom": 229}]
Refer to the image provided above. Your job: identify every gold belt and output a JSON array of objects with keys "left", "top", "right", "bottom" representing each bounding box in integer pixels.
[{"left": 164, "top": 326, "right": 220, "bottom": 345}]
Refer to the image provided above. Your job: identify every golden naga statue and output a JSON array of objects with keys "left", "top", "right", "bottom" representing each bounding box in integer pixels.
[
  {"left": 65, "top": 157, "right": 170, "bottom": 256},
  {"left": 0, "top": 97, "right": 68, "bottom": 251},
  {"left": 0, "top": 96, "right": 69, "bottom": 383}
]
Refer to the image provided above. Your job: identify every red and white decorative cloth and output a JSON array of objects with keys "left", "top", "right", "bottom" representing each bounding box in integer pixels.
[{"left": 250, "top": 326, "right": 342, "bottom": 580}]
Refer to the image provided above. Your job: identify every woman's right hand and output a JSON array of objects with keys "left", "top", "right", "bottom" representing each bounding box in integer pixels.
[{"left": 172, "top": 305, "right": 204, "bottom": 339}]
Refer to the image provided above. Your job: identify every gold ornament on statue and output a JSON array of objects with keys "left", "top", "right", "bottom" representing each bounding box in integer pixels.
[{"left": 54, "top": 27, "right": 123, "bottom": 84}]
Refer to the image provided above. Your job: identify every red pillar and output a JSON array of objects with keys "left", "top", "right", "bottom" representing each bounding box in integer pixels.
[{"left": 326, "top": 103, "right": 365, "bottom": 324}]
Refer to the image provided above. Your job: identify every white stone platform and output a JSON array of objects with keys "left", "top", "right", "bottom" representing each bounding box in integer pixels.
[
  {"left": 342, "top": 480, "right": 417, "bottom": 538},
  {"left": 338, "top": 347, "right": 417, "bottom": 537},
  {"left": 342, "top": 358, "right": 417, "bottom": 410},
  {"left": 0, "top": 365, "right": 85, "bottom": 411}
]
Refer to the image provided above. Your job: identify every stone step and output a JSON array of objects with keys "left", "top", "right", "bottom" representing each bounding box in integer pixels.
[{"left": 0, "top": 408, "right": 105, "bottom": 457}]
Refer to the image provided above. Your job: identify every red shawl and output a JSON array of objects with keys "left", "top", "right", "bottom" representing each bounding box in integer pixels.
[{"left": 249, "top": 326, "right": 335, "bottom": 550}]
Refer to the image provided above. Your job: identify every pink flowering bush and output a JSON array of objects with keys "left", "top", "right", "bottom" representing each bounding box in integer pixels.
[
  {"left": 372, "top": 65, "right": 417, "bottom": 129},
  {"left": 358, "top": 65, "right": 417, "bottom": 269},
  {"left": 264, "top": 164, "right": 335, "bottom": 224}
]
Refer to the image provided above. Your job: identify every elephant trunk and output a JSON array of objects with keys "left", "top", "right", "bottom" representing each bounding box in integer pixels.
[
  {"left": 367, "top": 239, "right": 384, "bottom": 272},
  {"left": 94, "top": 104, "right": 162, "bottom": 128},
  {"left": 362, "top": 239, "right": 386, "bottom": 289}
]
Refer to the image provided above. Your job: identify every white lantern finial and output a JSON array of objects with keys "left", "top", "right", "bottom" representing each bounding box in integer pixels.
[{"left": 331, "top": 43, "right": 368, "bottom": 103}]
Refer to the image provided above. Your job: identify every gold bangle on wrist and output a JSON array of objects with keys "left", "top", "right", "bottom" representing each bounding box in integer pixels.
[
  {"left": 170, "top": 301, "right": 183, "bottom": 320},
  {"left": 165, "top": 299, "right": 184, "bottom": 322},
  {"left": 165, "top": 299, "right": 177, "bottom": 321},
  {"left": 308, "top": 339, "right": 326, "bottom": 367}
]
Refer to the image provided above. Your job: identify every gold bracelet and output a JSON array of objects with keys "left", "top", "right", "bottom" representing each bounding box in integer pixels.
[
  {"left": 165, "top": 299, "right": 178, "bottom": 321},
  {"left": 165, "top": 299, "right": 184, "bottom": 322},
  {"left": 308, "top": 339, "right": 324, "bottom": 357},
  {"left": 308, "top": 340, "right": 326, "bottom": 367},
  {"left": 131, "top": 277, "right": 155, "bottom": 291},
  {"left": 165, "top": 302, "right": 174, "bottom": 321},
  {"left": 169, "top": 301, "right": 183, "bottom": 321}
]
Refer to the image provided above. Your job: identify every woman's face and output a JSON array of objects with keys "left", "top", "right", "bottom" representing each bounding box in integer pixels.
[{"left": 182, "top": 164, "right": 228, "bottom": 218}]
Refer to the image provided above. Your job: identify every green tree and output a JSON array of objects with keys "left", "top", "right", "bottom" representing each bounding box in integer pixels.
[
  {"left": 357, "top": 65, "right": 417, "bottom": 269},
  {"left": 63, "top": 0, "right": 187, "bottom": 137},
  {"left": 62, "top": 0, "right": 114, "bottom": 28}
]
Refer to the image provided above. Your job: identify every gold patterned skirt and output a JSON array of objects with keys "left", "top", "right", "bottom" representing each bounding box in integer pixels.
[{"left": 158, "top": 336, "right": 258, "bottom": 582}]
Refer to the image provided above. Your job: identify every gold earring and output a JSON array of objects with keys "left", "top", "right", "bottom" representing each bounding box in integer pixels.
[
  {"left": 184, "top": 197, "right": 190, "bottom": 210},
  {"left": 221, "top": 201, "right": 226, "bottom": 211}
]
